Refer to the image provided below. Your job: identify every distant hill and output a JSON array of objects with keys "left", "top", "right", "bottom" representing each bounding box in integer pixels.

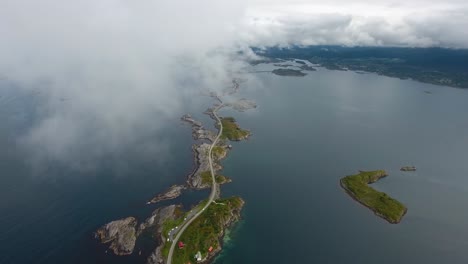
[{"left": 252, "top": 46, "right": 468, "bottom": 88}]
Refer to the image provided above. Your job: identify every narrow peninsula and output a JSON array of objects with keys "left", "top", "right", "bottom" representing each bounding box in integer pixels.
[{"left": 340, "top": 170, "right": 407, "bottom": 224}]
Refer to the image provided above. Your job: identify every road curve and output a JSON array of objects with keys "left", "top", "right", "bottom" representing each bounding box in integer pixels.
[{"left": 167, "top": 105, "right": 223, "bottom": 264}]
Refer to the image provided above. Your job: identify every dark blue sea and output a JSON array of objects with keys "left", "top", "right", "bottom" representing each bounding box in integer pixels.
[{"left": 2, "top": 64, "right": 468, "bottom": 263}]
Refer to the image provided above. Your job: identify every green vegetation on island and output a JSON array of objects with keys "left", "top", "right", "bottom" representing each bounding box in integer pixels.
[
  {"left": 163, "top": 197, "right": 244, "bottom": 263},
  {"left": 212, "top": 146, "right": 227, "bottom": 159},
  {"left": 340, "top": 170, "right": 407, "bottom": 224},
  {"left": 220, "top": 117, "right": 250, "bottom": 141},
  {"left": 200, "top": 171, "right": 230, "bottom": 186}
]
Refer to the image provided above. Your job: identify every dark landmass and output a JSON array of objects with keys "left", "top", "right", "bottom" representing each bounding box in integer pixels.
[
  {"left": 253, "top": 46, "right": 468, "bottom": 88},
  {"left": 299, "top": 65, "right": 317, "bottom": 71},
  {"left": 400, "top": 166, "right": 416, "bottom": 171},
  {"left": 340, "top": 170, "right": 407, "bottom": 224},
  {"left": 95, "top": 217, "right": 138, "bottom": 255},
  {"left": 219, "top": 117, "right": 251, "bottom": 141},
  {"left": 272, "top": 68, "right": 307, "bottom": 77},
  {"left": 295, "top": 60, "right": 306, "bottom": 64},
  {"left": 273, "top": 63, "right": 294, "bottom": 67},
  {"left": 169, "top": 197, "right": 244, "bottom": 264}
]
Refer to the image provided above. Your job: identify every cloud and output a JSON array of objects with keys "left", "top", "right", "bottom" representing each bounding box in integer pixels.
[
  {"left": 0, "top": 0, "right": 249, "bottom": 171},
  {"left": 1, "top": 0, "right": 467, "bottom": 173},
  {"left": 240, "top": 0, "right": 468, "bottom": 48}
]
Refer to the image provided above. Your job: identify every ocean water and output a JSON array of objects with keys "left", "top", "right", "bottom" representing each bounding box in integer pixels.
[
  {"left": 2, "top": 64, "right": 468, "bottom": 264},
  {"left": 215, "top": 65, "right": 468, "bottom": 263}
]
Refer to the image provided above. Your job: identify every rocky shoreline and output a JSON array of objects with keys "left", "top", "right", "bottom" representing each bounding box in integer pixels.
[
  {"left": 95, "top": 79, "right": 253, "bottom": 263},
  {"left": 95, "top": 217, "right": 138, "bottom": 255}
]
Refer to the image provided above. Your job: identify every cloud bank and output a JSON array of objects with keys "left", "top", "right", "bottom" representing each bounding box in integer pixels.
[
  {"left": 1, "top": 0, "right": 467, "bottom": 172},
  {"left": 241, "top": 0, "right": 468, "bottom": 48},
  {"left": 0, "top": 0, "right": 248, "bottom": 170}
]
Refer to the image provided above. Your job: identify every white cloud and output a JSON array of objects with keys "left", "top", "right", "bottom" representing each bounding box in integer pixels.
[
  {"left": 1, "top": 0, "right": 467, "bottom": 172},
  {"left": 240, "top": 0, "right": 468, "bottom": 48},
  {"left": 0, "top": 0, "right": 249, "bottom": 170}
]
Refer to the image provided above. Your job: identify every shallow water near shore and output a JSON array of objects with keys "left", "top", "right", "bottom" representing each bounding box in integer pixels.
[{"left": 2, "top": 64, "right": 468, "bottom": 263}]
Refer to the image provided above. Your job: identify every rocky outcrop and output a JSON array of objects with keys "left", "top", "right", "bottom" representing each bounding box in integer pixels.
[
  {"left": 148, "top": 185, "right": 185, "bottom": 204},
  {"left": 138, "top": 205, "right": 179, "bottom": 236},
  {"left": 400, "top": 166, "right": 416, "bottom": 171},
  {"left": 181, "top": 114, "right": 215, "bottom": 142},
  {"left": 147, "top": 245, "right": 164, "bottom": 264},
  {"left": 95, "top": 217, "right": 137, "bottom": 255},
  {"left": 187, "top": 143, "right": 222, "bottom": 189}
]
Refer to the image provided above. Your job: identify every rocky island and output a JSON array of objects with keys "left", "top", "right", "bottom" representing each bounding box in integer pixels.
[
  {"left": 148, "top": 185, "right": 186, "bottom": 204},
  {"left": 95, "top": 217, "right": 138, "bottom": 255},
  {"left": 340, "top": 170, "right": 407, "bottom": 224},
  {"left": 400, "top": 166, "right": 416, "bottom": 171}
]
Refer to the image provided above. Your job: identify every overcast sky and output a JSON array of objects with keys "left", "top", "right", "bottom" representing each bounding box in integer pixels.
[
  {"left": 242, "top": 0, "right": 468, "bottom": 48},
  {"left": 1, "top": 0, "right": 467, "bottom": 172}
]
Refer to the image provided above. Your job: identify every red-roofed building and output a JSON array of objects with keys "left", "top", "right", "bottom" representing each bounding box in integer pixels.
[
  {"left": 208, "top": 246, "right": 213, "bottom": 252},
  {"left": 178, "top": 241, "right": 185, "bottom": 249}
]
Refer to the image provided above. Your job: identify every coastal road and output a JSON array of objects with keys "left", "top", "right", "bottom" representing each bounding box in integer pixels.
[{"left": 167, "top": 104, "right": 223, "bottom": 264}]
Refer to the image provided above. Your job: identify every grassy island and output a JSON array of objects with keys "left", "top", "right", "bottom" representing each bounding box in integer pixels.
[
  {"left": 220, "top": 117, "right": 250, "bottom": 141},
  {"left": 340, "top": 170, "right": 407, "bottom": 224},
  {"left": 163, "top": 197, "right": 244, "bottom": 263}
]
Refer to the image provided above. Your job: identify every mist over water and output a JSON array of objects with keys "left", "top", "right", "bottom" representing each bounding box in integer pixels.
[{"left": 2, "top": 62, "right": 468, "bottom": 263}]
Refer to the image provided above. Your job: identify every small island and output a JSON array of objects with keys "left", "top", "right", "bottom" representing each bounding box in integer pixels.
[
  {"left": 272, "top": 68, "right": 307, "bottom": 77},
  {"left": 400, "top": 166, "right": 416, "bottom": 171},
  {"left": 340, "top": 170, "right": 407, "bottom": 224}
]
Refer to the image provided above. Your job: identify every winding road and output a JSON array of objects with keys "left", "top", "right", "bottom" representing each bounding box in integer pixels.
[{"left": 166, "top": 104, "right": 223, "bottom": 264}]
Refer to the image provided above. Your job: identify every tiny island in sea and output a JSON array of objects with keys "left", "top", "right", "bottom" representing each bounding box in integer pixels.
[
  {"left": 272, "top": 68, "right": 307, "bottom": 77},
  {"left": 340, "top": 170, "right": 407, "bottom": 224}
]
